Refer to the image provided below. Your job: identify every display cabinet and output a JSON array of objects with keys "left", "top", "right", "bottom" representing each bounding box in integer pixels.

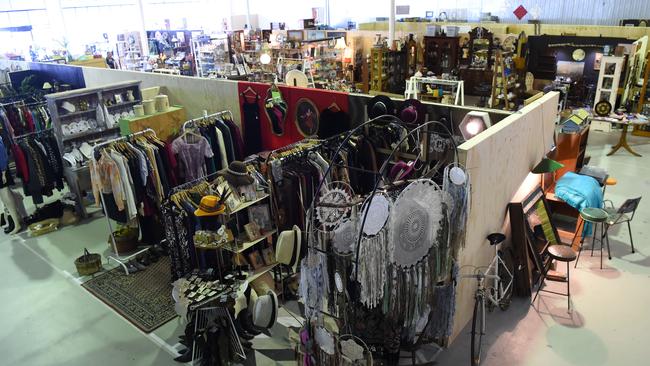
[
  {"left": 423, "top": 36, "right": 459, "bottom": 76},
  {"left": 594, "top": 56, "right": 624, "bottom": 108},
  {"left": 466, "top": 27, "right": 493, "bottom": 70},
  {"left": 45, "top": 81, "right": 142, "bottom": 218}
]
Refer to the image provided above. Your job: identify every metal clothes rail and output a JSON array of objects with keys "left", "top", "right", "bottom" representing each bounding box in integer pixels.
[
  {"left": 93, "top": 128, "right": 156, "bottom": 275},
  {"left": 181, "top": 110, "right": 234, "bottom": 132}
]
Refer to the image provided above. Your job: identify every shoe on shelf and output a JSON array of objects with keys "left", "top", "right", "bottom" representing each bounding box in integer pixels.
[{"left": 173, "top": 350, "right": 192, "bottom": 363}]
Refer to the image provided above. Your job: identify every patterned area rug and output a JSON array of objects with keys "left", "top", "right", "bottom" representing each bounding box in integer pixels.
[{"left": 82, "top": 256, "right": 177, "bottom": 333}]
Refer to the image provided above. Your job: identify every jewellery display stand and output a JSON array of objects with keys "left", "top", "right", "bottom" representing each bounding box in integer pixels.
[
  {"left": 303, "top": 116, "right": 458, "bottom": 364},
  {"left": 46, "top": 80, "right": 142, "bottom": 218},
  {"left": 92, "top": 128, "right": 155, "bottom": 275}
]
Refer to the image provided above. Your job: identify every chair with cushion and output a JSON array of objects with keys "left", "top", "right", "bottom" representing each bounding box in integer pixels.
[{"left": 603, "top": 197, "right": 642, "bottom": 254}]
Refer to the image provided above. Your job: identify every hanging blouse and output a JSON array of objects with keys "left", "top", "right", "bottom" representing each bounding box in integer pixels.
[{"left": 171, "top": 135, "right": 214, "bottom": 182}]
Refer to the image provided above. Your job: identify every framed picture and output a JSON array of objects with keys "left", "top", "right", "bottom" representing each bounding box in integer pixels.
[
  {"left": 218, "top": 180, "right": 241, "bottom": 212},
  {"left": 261, "top": 246, "right": 275, "bottom": 266},
  {"left": 287, "top": 30, "right": 304, "bottom": 41},
  {"left": 244, "top": 222, "right": 261, "bottom": 241},
  {"left": 248, "top": 204, "right": 272, "bottom": 230},
  {"left": 594, "top": 52, "right": 603, "bottom": 70},
  {"left": 239, "top": 184, "right": 257, "bottom": 202},
  {"left": 247, "top": 250, "right": 265, "bottom": 269}
]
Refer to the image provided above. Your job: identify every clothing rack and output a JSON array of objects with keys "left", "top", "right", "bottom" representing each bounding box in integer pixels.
[
  {"left": 14, "top": 127, "right": 54, "bottom": 141},
  {"left": 181, "top": 110, "right": 234, "bottom": 132},
  {"left": 169, "top": 171, "right": 219, "bottom": 196},
  {"left": 93, "top": 128, "right": 156, "bottom": 275}
]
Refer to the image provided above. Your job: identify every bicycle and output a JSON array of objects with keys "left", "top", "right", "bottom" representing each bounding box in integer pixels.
[{"left": 461, "top": 233, "right": 515, "bottom": 366}]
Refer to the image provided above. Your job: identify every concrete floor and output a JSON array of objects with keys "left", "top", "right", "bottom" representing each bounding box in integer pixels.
[
  {"left": 438, "top": 129, "right": 650, "bottom": 366},
  {"left": 1, "top": 129, "right": 648, "bottom": 365}
]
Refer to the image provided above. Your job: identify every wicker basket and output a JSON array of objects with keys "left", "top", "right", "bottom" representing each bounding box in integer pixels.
[
  {"left": 109, "top": 227, "right": 139, "bottom": 253},
  {"left": 74, "top": 249, "right": 102, "bottom": 276}
]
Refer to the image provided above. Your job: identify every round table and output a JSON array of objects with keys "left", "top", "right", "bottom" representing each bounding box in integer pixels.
[{"left": 606, "top": 119, "right": 648, "bottom": 157}]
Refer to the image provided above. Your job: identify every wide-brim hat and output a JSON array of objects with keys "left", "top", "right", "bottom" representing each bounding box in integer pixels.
[
  {"left": 389, "top": 179, "right": 445, "bottom": 267},
  {"left": 252, "top": 289, "right": 278, "bottom": 329},
  {"left": 275, "top": 225, "right": 302, "bottom": 272},
  {"left": 399, "top": 99, "right": 426, "bottom": 125},
  {"left": 194, "top": 195, "right": 226, "bottom": 217},
  {"left": 218, "top": 161, "right": 254, "bottom": 187},
  {"left": 366, "top": 95, "right": 395, "bottom": 120}
]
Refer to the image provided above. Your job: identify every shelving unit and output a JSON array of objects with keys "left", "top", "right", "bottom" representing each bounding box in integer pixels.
[
  {"left": 191, "top": 35, "right": 232, "bottom": 78},
  {"left": 116, "top": 32, "right": 144, "bottom": 71},
  {"left": 490, "top": 50, "right": 520, "bottom": 110},
  {"left": 45, "top": 80, "right": 142, "bottom": 218}
]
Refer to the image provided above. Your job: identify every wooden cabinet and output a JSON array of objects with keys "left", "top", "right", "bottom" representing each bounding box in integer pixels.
[
  {"left": 595, "top": 56, "right": 624, "bottom": 108},
  {"left": 423, "top": 36, "right": 459, "bottom": 76}
]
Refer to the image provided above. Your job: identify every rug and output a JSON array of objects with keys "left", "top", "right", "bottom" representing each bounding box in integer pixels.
[{"left": 82, "top": 256, "right": 177, "bottom": 333}]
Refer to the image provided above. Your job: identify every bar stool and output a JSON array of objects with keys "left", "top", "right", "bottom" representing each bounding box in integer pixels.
[
  {"left": 532, "top": 244, "right": 577, "bottom": 311},
  {"left": 574, "top": 207, "right": 610, "bottom": 269}
]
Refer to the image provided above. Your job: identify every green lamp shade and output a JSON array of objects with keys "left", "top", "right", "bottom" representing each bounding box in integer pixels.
[{"left": 532, "top": 158, "right": 564, "bottom": 174}]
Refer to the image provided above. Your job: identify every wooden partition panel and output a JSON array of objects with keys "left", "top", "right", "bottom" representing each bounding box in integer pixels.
[{"left": 451, "top": 92, "right": 560, "bottom": 343}]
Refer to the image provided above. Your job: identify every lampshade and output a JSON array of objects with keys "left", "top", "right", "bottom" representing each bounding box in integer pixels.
[
  {"left": 532, "top": 157, "right": 564, "bottom": 174},
  {"left": 260, "top": 53, "right": 271, "bottom": 65},
  {"left": 343, "top": 47, "right": 353, "bottom": 63},
  {"left": 335, "top": 37, "right": 347, "bottom": 49},
  {"left": 459, "top": 111, "right": 491, "bottom": 140},
  {"left": 42, "top": 82, "right": 52, "bottom": 89}
]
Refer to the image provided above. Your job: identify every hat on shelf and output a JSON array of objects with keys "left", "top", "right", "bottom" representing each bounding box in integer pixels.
[
  {"left": 194, "top": 195, "right": 226, "bottom": 217},
  {"left": 275, "top": 225, "right": 302, "bottom": 272},
  {"left": 399, "top": 99, "right": 426, "bottom": 125},
  {"left": 366, "top": 95, "right": 395, "bottom": 120},
  {"left": 252, "top": 289, "right": 278, "bottom": 329},
  {"left": 217, "top": 161, "right": 255, "bottom": 187},
  {"left": 389, "top": 179, "right": 446, "bottom": 268}
]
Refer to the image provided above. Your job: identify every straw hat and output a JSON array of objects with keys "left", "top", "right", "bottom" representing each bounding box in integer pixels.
[
  {"left": 252, "top": 289, "right": 278, "bottom": 329},
  {"left": 194, "top": 195, "right": 226, "bottom": 217},
  {"left": 275, "top": 225, "right": 302, "bottom": 272}
]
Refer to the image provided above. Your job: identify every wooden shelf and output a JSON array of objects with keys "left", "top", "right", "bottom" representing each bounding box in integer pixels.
[
  {"left": 222, "top": 229, "right": 277, "bottom": 254},
  {"left": 228, "top": 194, "right": 270, "bottom": 215},
  {"left": 247, "top": 262, "right": 279, "bottom": 282},
  {"left": 60, "top": 109, "right": 97, "bottom": 119},
  {"left": 63, "top": 127, "right": 120, "bottom": 142},
  {"left": 106, "top": 100, "right": 141, "bottom": 109}
]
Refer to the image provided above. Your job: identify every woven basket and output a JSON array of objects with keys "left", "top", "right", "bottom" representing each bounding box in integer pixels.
[
  {"left": 109, "top": 227, "right": 139, "bottom": 253},
  {"left": 74, "top": 249, "right": 102, "bottom": 276}
]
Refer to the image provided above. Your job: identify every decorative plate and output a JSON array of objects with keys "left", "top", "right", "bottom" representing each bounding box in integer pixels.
[
  {"left": 572, "top": 48, "right": 585, "bottom": 61},
  {"left": 595, "top": 100, "right": 612, "bottom": 117}
]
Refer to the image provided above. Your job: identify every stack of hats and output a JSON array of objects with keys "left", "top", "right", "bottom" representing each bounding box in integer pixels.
[
  {"left": 217, "top": 161, "right": 254, "bottom": 188},
  {"left": 275, "top": 225, "right": 303, "bottom": 272}
]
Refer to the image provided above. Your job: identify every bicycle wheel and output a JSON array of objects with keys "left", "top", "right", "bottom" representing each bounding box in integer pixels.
[
  {"left": 471, "top": 295, "right": 484, "bottom": 366},
  {"left": 498, "top": 248, "right": 515, "bottom": 311}
]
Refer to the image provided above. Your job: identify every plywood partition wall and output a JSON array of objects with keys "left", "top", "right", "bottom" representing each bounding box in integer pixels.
[
  {"left": 451, "top": 92, "right": 560, "bottom": 343},
  {"left": 82, "top": 67, "right": 242, "bottom": 123}
]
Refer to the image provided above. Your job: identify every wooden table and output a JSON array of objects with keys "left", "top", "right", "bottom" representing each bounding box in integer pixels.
[{"left": 594, "top": 116, "right": 648, "bottom": 157}]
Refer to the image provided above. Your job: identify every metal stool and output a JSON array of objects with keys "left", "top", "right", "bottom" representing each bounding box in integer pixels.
[
  {"left": 574, "top": 207, "right": 610, "bottom": 269},
  {"left": 532, "top": 244, "right": 577, "bottom": 311}
]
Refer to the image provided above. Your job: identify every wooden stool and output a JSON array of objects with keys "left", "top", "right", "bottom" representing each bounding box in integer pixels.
[
  {"left": 532, "top": 244, "right": 577, "bottom": 312},
  {"left": 574, "top": 207, "right": 610, "bottom": 269}
]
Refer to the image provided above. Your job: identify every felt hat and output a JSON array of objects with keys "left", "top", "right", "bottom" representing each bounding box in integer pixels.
[
  {"left": 389, "top": 179, "right": 445, "bottom": 267},
  {"left": 366, "top": 95, "right": 395, "bottom": 120},
  {"left": 252, "top": 289, "right": 278, "bottom": 329},
  {"left": 194, "top": 195, "right": 226, "bottom": 217},
  {"left": 389, "top": 161, "right": 415, "bottom": 181},
  {"left": 218, "top": 161, "right": 254, "bottom": 187},
  {"left": 399, "top": 99, "right": 426, "bottom": 125},
  {"left": 275, "top": 225, "right": 302, "bottom": 272}
]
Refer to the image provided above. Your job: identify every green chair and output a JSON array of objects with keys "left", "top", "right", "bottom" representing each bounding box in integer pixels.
[{"left": 603, "top": 197, "right": 642, "bottom": 254}]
